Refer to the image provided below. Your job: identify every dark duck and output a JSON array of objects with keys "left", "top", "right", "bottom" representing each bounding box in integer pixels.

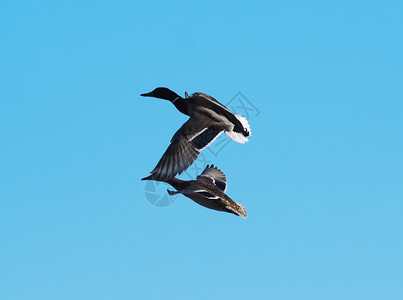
[
  {"left": 142, "top": 165, "right": 247, "bottom": 218},
  {"left": 141, "top": 87, "right": 251, "bottom": 180}
]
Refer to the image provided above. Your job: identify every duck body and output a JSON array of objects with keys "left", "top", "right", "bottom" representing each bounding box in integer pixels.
[
  {"left": 141, "top": 87, "right": 251, "bottom": 180},
  {"left": 142, "top": 165, "right": 247, "bottom": 218},
  {"left": 186, "top": 92, "right": 250, "bottom": 138}
]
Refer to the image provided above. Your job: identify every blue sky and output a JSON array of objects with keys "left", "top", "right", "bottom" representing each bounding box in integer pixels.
[{"left": 1, "top": 0, "right": 402, "bottom": 299}]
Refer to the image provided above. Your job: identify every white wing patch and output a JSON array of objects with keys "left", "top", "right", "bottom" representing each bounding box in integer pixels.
[
  {"left": 197, "top": 165, "right": 227, "bottom": 193},
  {"left": 199, "top": 131, "right": 223, "bottom": 151},
  {"left": 188, "top": 128, "right": 208, "bottom": 142},
  {"left": 185, "top": 189, "right": 220, "bottom": 200}
]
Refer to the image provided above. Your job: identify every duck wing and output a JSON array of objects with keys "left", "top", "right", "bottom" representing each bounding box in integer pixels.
[
  {"left": 191, "top": 92, "right": 224, "bottom": 107},
  {"left": 192, "top": 92, "right": 251, "bottom": 141},
  {"left": 196, "top": 164, "right": 227, "bottom": 193},
  {"left": 149, "top": 114, "right": 223, "bottom": 181}
]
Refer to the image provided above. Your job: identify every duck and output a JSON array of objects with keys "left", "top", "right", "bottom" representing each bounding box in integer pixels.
[
  {"left": 140, "top": 87, "right": 251, "bottom": 181},
  {"left": 142, "top": 164, "right": 247, "bottom": 218}
]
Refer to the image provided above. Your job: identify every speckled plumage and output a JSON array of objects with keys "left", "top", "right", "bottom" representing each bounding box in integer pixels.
[{"left": 142, "top": 165, "right": 247, "bottom": 218}]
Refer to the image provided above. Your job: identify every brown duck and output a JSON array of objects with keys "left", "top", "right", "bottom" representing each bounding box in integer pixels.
[{"left": 142, "top": 164, "right": 247, "bottom": 218}]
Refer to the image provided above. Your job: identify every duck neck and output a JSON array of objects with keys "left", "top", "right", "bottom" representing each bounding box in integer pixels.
[{"left": 171, "top": 97, "right": 189, "bottom": 115}]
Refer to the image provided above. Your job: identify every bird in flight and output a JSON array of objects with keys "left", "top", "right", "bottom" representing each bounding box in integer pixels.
[
  {"left": 142, "top": 164, "right": 247, "bottom": 218},
  {"left": 141, "top": 87, "right": 251, "bottom": 181}
]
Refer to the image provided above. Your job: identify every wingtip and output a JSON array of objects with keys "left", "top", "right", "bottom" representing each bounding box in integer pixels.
[
  {"left": 146, "top": 169, "right": 176, "bottom": 182},
  {"left": 141, "top": 174, "right": 154, "bottom": 181}
]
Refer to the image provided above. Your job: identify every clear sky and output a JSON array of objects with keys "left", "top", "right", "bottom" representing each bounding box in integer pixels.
[{"left": 1, "top": 1, "right": 402, "bottom": 299}]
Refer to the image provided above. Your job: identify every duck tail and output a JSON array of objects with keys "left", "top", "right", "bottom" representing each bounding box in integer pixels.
[
  {"left": 225, "top": 114, "right": 251, "bottom": 144},
  {"left": 225, "top": 115, "right": 251, "bottom": 144},
  {"left": 235, "top": 114, "right": 251, "bottom": 136}
]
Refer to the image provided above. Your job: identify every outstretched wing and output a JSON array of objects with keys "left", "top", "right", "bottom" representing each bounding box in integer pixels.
[
  {"left": 196, "top": 164, "right": 227, "bottom": 193},
  {"left": 150, "top": 115, "right": 223, "bottom": 181}
]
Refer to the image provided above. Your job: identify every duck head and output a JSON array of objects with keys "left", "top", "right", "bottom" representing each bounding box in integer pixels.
[{"left": 140, "top": 87, "right": 181, "bottom": 102}]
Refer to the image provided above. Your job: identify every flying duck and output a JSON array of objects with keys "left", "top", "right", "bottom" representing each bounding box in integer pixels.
[
  {"left": 142, "top": 164, "right": 247, "bottom": 218},
  {"left": 141, "top": 87, "right": 251, "bottom": 181}
]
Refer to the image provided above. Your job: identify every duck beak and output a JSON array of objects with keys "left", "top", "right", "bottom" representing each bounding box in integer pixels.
[{"left": 140, "top": 92, "right": 153, "bottom": 97}]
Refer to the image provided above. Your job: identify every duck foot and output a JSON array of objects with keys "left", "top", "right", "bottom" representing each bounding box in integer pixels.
[{"left": 167, "top": 189, "right": 179, "bottom": 196}]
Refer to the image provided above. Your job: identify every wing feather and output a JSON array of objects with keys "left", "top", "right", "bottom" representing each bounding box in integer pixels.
[
  {"left": 150, "top": 115, "right": 223, "bottom": 180},
  {"left": 197, "top": 164, "right": 228, "bottom": 193}
]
